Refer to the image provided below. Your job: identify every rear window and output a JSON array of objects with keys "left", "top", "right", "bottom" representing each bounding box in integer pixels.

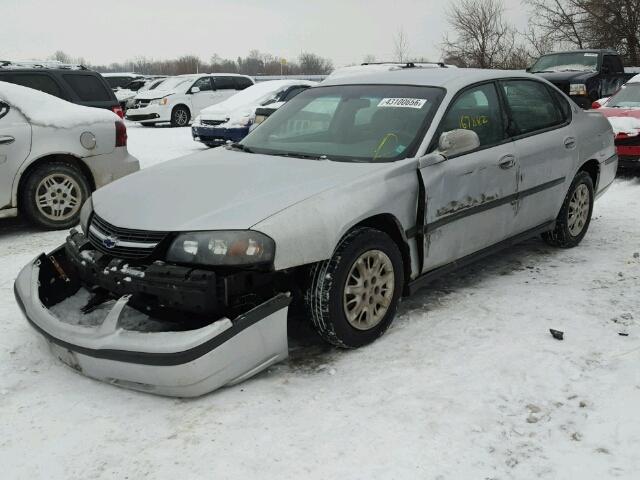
[
  {"left": 234, "top": 77, "right": 253, "bottom": 90},
  {"left": 0, "top": 73, "right": 63, "bottom": 98},
  {"left": 63, "top": 74, "right": 112, "bottom": 102}
]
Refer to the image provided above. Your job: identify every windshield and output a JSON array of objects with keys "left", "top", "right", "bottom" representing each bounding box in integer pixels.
[
  {"left": 155, "top": 77, "right": 192, "bottom": 91},
  {"left": 531, "top": 52, "right": 598, "bottom": 73},
  {"left": 606, "top": 83, "right": 640, "bottom": 108},
  {"left": 240, "top": 84, "right": 444, "bottom": 162}
]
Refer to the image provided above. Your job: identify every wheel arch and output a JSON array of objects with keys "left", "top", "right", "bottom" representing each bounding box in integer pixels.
[
  {"left": 347, "top": 213, "right": 412, "bottom": 293},
  {"left": 14, "top": 153, "right": 95, "bottom": 206},
  {"left": 172, "top": 104, "right": 191, "bottom": 121},
  {"left": 577, "top": 159, "right": 600, "bottom": 190}
]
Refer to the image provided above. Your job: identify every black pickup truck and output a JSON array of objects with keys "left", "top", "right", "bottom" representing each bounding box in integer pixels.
[{"left": 528, "top": 49, "right": 635, "bottom": 108}]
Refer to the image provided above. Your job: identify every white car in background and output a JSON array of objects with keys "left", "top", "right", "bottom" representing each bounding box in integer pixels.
[
  {"left": 192, "top": 79, "right": 316, "bottom": 146},
  {"left": 125, "top": 74, "right": 255, "bottom": 127},
  {"left": 116, "top": 77, "right": 168, "bottom": 110},
  {"left": 0, "top": 82, "right": 139, "bottom": 229}
]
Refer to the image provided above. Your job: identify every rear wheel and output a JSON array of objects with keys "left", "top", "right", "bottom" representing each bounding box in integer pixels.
[
  {"left": 542, "top": 171, "right": 594, "bottom": 248},
  {"left": 170, "top": 106, "right": 190, "bottom": 127},
  {"left": 304, "top": 227, "right": 404, "bottom": 348},
  {"left": 20, "top": 161, "right": 90, "bottom": 230}
]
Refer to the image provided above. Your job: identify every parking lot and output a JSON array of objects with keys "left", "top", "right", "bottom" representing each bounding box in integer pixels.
[{"left": 1, "top": 123, "right": 639, "bottom": 479}]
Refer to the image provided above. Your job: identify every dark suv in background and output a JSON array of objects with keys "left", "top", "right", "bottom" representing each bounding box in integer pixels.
[{"left": 0, "top": 61, "right": 123, "bottom": 117}]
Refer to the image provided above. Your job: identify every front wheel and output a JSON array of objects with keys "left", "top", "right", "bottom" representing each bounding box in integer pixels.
[
  {"left": 304, "top": 227, "right": 404, "bottom": 348},
  {"left": 542, "top": 171, "right": 594, "bottom": 248},
  {"left": 20, "top": 161, "right": 90, "bottom": 230},
  {"left": 170, "top": 106, "right": 190, "bottom": 127}
]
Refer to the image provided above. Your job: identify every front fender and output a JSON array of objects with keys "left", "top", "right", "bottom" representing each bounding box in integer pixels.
[{"left": 252, "top": 160, "right": 419, "bottom": 271}]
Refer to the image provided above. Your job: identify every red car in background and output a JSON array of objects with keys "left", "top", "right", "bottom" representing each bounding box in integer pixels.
[{"left": 593, "top": 79, "right": 640, "bottom": 168}]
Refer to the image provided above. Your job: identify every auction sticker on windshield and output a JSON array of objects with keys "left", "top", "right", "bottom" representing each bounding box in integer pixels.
[{"left": 378, "top": 98, "right": 427, "bottom": 108}]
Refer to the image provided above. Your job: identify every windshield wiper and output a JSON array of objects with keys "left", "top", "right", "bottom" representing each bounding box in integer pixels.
[
  {"left": 227, "top": 143, "right": 254, "bottom": 153},
  {"left": 264, "top": 151, "right": 329, "bottom": 160}
]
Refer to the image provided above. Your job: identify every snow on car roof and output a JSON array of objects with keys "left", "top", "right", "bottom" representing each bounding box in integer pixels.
[
  {"left": 627, "top": 73, "right": 640, "bottom": 83},
  {"left": 322, "top": 68, "right": 542, "bottom": 92},
  {"left": 0, "top": 81, "right": 118, "bottom": 128},
  {"left": 200, "top": 80, "right": 316, "bottom": 114}
]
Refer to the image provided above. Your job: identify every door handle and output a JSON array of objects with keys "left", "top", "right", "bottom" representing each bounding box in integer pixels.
[
  {"left": 564, "top": 137, "right": 576, "bottom": 149},
  {"left": 0, "top": 135, "right": 15, "bottom": 145},
  {"left": 498, "top": 154, "right": 516, "bottom": 169}
]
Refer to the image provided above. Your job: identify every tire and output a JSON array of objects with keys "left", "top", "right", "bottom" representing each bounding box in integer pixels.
[
  {"left": 304, "top": 227, "right": 404, "bottom": 348},
  {"left": 20, "top": 161, "right": 90, "bottom": 230},
  {"left": 542, "top": 171, "right": 594, "bottom": 248},
  {"left": 170, "top": 106, "right": 190, "bottom": 127},
  {"left": 140, "top": 122, "right": 156, "bottom": 127}
]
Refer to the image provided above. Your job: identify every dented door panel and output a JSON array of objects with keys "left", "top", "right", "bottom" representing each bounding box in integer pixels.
[{"left": 418, "top": 142, "right": 519, "bottom": 272}]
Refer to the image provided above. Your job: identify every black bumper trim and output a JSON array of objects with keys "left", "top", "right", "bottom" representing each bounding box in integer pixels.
[{"left": 15, "top": 282, "right": 290, "bottom": 367}]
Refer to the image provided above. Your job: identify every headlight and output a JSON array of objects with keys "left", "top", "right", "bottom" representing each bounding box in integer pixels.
[
  {"left": 149, "top": 97, "right": 170, "bottom": 106},
  {"left": 79, "top": 197, "right": 93, "bottom": 233},
  {"left": 167, "top": 231, "right": 275, "bottom": 266},
  {"left": 569, "top": 84, "right": 587, "bottom": 96}
]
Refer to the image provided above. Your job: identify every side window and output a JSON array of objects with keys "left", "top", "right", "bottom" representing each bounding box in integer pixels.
[
  {"left": 214, "top": 76, "right": 236, "bottom": 90},
  {"left": 234, "top": 77, "right": 253, "bottom": 90},
  {"left": 501, "top": 80, "right": 563, "bottom": 135},
  {"left": 281, "top": 86, "right": 308, "bottom": 102},
  {"left": 439, "top": 83, "right": 504, "bottom": 148},
  {"left": 603, "top": 55, "right": 623, "bottom": 74},
  {"left": 548, "top": 86, "right": 572, "bottom": 121},
  {"left": 3, "top": 74, "right": 63, "bottom": 98},
  {"left": 62, "top": 74, "right": 112, "bottom": 101},
  {"left": 192, "top": 77, "right": 212, "bottom": 92}
]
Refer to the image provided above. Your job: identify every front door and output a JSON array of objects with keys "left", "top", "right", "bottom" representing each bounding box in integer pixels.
[
  {"left": 0, "top": 102, "right": 31, "bottom": 210},
  {"left": 418, "top": 82, "right": 519, "bottom": 272},
  {"left": 189, "top": 77, "right": 218, "bottom": 116}
]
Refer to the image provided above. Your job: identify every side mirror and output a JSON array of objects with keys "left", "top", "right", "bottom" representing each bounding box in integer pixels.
[
  {"left": 191, "top": 86, "right": 201, "bottom": 94},
  {"left": 438, "top": 129, "right": 480, "bottom": 157},
  {"left": 525, "top": 66, "right": 532, "bottom": 73},
  {"left": 591, "top": 101, "right": 601, "bottom": 109}
]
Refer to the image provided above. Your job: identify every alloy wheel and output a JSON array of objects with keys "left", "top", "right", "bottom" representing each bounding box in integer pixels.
[
  {"left": 35, "top": 173, "right": 82, "bottom": 222},
  {"left": 343, "top": 249, "right": 395, "bottom": 330},
  {"left": 568, "top": 183, "right": 590, "bottom": 236}
]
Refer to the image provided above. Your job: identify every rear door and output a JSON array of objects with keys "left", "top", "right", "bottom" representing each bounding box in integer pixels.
[
  {"left": 499, "top": 79, "right": 576, "bottom": 233},
  {"left": 418, "top": 82, "right": 519, "bottom": 272},
  {"left": 212, "top": 76, "right": 239, "bottom": 102},
  {"left": 0, "top": 102, "right": 31, "bottom": 210}
]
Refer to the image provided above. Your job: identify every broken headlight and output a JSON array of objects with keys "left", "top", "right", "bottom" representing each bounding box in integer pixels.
[{"left": 166, "top": 231, "right": 275, "bottom": 267}]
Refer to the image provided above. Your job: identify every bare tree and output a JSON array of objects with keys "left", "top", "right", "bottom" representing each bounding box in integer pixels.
[
  {"left": 50, "top": 50, "right": 71, "bottom": 63},
  {"left": 442, "top": 0, "right": 524, "bottom": 68},
  {"left": 393, "top": 28, "right": 410, "bottom": 62},
  {"left": 526, "top": 0, "right": 640, "bottom": 64},
  {"left": 363, "top": 54, "right": 377, "bottom": 64}
]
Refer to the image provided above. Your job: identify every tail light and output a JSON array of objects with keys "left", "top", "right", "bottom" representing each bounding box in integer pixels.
[
  {"left": 115, "top": 121, "right": 127, "bottom": 147},
  {"left": 111, "top": 105, "right": 124, "bottom": 118}
]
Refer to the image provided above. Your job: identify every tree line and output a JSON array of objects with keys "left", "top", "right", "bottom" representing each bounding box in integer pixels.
[
  {"left": 441, "top": 0, "right": 640, "bottom": 69},
  {"left": 49, "top": 50, "right": 334, "bottom": 76}
]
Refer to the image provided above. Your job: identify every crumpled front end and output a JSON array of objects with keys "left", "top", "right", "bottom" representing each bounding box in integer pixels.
[{"left": 14, "top": 234, "right": 290, "bottom": 397}]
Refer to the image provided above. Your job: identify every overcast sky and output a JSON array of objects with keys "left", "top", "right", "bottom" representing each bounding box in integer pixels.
[{"left": 2, "top": 0, "right": 529, "bottom": 67}]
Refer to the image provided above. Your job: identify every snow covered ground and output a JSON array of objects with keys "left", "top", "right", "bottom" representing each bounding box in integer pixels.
[{"left": 1, "top": 127, "right": 639, "bottom": 479}]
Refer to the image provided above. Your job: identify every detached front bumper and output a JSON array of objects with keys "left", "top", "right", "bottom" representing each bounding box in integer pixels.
[
  {"left": 14, "top": 251, "right": 290, "bottom": 397},
  {"left": 192, "top": 125, "right": 250, "bottom": 146}
]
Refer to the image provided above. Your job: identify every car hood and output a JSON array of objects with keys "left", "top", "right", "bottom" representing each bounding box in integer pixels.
[
  {"left": 597, "top": 107, "right": 640, "bottom": 118},
  {"left": 92, "top": 148, "right": 389, "bottom": 232},
  {"left": 135, "top": 89, "right": 177, "bottom": 100},
  {"left": 199, "top": 104, "right": 256, "bottom": 122}
]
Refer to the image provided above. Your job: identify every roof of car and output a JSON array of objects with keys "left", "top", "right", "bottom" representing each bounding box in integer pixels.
[
  {"left": 538, "top": 49, "right": 618, "bottom": 55},
  {"left": 321, "top": 68, "right": 540, "bottom": 91}
]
